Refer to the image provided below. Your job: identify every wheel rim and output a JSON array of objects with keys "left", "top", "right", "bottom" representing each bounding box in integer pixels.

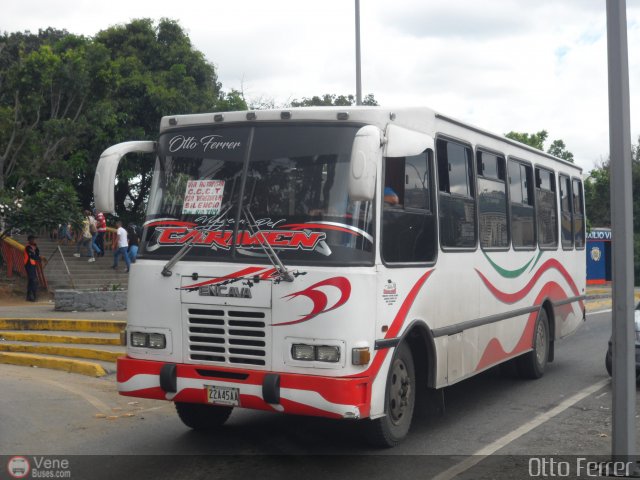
[
  {"left": 535, "top": 319, "right": 547, "bottom": 366},
  {"left": 388, "top": 357, "right": 412, "bottom": 425}
]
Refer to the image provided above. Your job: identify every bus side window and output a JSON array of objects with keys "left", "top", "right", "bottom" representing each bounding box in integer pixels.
[
  {"left": 572, "top": 178, "right": 585, "bottom": 248},
  {"left": 382, "top": 152, "right": 436, "bottom": 263},
  {"left": 559, "top": 174, "right": 573, "bottom": 249},
  {"left": 477, "top": 151, "right": 508, "bottom": 249},
  {"left": 509, "top": 160, "right": 536, "bottom": 249},
  {"left": 535, "top": 167, "right": 558, "bottom": 249},
  {"left": 437, "top": 138, "right": 476, "bottom": 249}
]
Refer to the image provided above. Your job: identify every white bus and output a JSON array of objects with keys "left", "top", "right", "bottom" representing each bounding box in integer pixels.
[{"left": 94, "top": 106, "right": 586, "bottom": 447}]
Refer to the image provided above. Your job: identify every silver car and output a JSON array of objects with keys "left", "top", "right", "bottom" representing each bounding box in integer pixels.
[{"left": 606, "top": 302, "right": 640, "bottom": 381}]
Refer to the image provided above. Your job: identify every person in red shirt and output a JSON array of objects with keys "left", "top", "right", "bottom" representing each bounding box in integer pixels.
[{"left": 94, "top": 208, "right": 107, "bottom": 257}]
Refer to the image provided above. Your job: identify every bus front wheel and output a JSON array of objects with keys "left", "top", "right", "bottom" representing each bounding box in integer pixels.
[
  {"left": 364, "top": 342, "right": 416, "bottom": 448},
  {"left": 517, "top": 308, "right": 550, "bottom": 379},
  {"left": 175, "top": 402, "right": 233, "bottom": 430}
]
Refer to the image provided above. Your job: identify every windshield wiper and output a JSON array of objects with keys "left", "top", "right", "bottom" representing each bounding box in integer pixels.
[
  {"left": 160, "top": 204, "right": 233, "bottom": 277},
  {"left": 242, "top": 206, "right": 294, "bottom": 282}
]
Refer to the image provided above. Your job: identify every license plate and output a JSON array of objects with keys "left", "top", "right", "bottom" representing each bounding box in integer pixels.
[{"left": 206, "top": 385, "right": 240, "bottom": 406}]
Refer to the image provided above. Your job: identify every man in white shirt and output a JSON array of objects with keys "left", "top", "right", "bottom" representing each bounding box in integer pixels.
[{"left": 111, "top": 220, "right": 131, "bottom": 272}]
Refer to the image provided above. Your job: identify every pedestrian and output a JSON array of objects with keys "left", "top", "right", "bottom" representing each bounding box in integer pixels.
[
  {"left": 112, "top": 220, "right": 131, "bottom": 273},
  {"left": 24, "top": 235, "right": 41, "bottom": 302},
  {"left": 127, "top": 224, "right": 139, "bottom": 264},
  {"left": 74, "top": 210, "right": 95, "bottom": 262},
  {"left": 94, "top": 208, "right": 106, "bottom": 257},
  {"left": 89, "top": 211, "right": 101, "bottom": 257},
  {"left": 58, "top": 222, "right": 73, "bottom": 245}
]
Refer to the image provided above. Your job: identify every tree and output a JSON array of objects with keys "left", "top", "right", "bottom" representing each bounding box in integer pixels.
[
  {"left": 505, "top": 130, "right": 548, "bottom": 151},
  {"left": 505, "top": 130, "right": 574, "bottom": 162},
  {"left": 584, "top": 136, "right": 640, "bottom": 284},
  {"left": 77, "top": 18, "right": 223, "bottom": 224},
  {"left": 290, "top": 93, "right": 379, "bottom": 107},
  {"left": 0, "top": 29, "right": 100, "bottom": 190},
  {"left": 1, "top": 178, "right": 82, "bottom": 235},
  {"left": 547, "top": 139, "right": 575, "bottom": 162}
]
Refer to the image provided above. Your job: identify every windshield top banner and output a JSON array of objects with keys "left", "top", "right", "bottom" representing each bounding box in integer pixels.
[{"left": 160, "top": 128, "right": 248, "bottom": 160}]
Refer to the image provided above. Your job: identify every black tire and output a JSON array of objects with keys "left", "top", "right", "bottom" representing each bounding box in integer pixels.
[
  {"left": 517, "top": 308, "right": 550, "bottom": 379},
  {"left": 175, "top": 402, "right": 233, "bottom": 430},
  {"left": 605, "top": 350, "right": 613, "bottom": 377},
  {"left": 364, "top": 342, "right": 416, "bottom": 448}
]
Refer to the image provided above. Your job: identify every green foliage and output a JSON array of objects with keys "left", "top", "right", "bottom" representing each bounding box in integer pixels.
[
  {"left": 547, "top": 139, "right": 574, "bottom": 162},
  {"left": 505, "top": 130, "right": 574, "bottom": 163},
  {"left": 1, "top": 178, "right": 82, "bottom": 234},
  {"left": 584, "top": 136, "right": 640, "bottom": 284},
  {"left": 290, "top": 93, "right": 379, "bottom": 107},
  {"left": 1, "top": 19, "right": 245, "bottom": 227},
  {"left": 505, "top": 130, "right": 548, "bottom": 150},
  {"left": 216, "top": 89, "right": 248, "bottom": 112}
]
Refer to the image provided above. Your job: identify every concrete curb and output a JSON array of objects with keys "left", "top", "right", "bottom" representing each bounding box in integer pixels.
[
  {"left": 0, "top": 343, "right": 123, "bottom": 363},
  {"left": 0, "top": 331, "right": 121, "bottom": 345},
  {"left": 0, "top": 318, "right": 126, "bottom": 333},
  {"left": 0, "top": 351, "right": 108, "bottom": 377}
]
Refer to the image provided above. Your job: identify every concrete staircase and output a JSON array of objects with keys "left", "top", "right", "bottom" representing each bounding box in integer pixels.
[
  {"left": 0, "top": 318, "right": 125, "bottom": 377},
  {"left": 14, "top": 235, "right": 129, "bottom": 292}
]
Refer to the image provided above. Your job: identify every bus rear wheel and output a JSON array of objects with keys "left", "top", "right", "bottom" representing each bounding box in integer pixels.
[
  {"left": 175, "top": 402, "right": 233, "bottom": 430},
  {"left": 364, "top": 342, "right": 416, "bottom": 448},
  {"left": 517, "top": 308, "right": 550, "bottom": 379}
]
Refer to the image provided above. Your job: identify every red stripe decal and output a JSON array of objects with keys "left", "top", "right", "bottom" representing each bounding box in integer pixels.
[
  {"left": 274, "top": 277, "right": 352, "bottom": 327},
  {"left": 476, "top": 258, "right": 580, "bottom": 305},
  {"left": 474, "top": 281, "right": 571, "bottom": 371},
  {"left": 180, "top": 266, "right": 268, "bottom": 290},
  {"left": 349, "top": 269, "right": 435, "bottom": 379}
]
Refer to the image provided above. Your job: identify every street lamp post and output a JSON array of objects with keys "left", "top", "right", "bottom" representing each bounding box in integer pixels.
[
  {"left": 606, "top": 0, "right": 637, "bottom": 466},
  {"left": 355, "top": 0, "right": 362, "bottom": 106}
]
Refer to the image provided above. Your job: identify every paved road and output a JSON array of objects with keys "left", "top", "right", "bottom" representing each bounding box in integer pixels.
[{"left": 1, "top": 308, "right": 637, "bottom": 479}]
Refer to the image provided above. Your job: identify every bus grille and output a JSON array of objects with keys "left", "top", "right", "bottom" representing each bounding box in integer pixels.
[{"left": 185, "top": 307, "right": 269, "bottom": 367}]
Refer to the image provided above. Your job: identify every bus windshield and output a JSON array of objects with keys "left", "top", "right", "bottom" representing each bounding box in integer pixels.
[{"left": 141, "top": 123, "right": 375, "bottom": 265}]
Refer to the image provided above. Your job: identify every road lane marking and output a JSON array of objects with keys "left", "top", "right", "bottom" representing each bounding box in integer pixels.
[
  {"left": 39, "top": 378, "right": 113, "bottom": 415},
  {"left": 432, "top": 379, "right": 610, "bottom": 480},
  {"left": 587, "top": 309, "right": 613, "bottom": 315}
]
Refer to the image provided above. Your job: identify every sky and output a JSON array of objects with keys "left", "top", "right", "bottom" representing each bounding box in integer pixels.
[{"left": 3, "top": 0, "right": 640, "bottom": 173}]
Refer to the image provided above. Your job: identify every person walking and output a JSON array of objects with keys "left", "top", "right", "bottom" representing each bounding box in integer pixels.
[
  {"left": 89, "top": 211, "right": 101, "bottom": 258},
  {"left": 112, "top": 220, "right": 131, "bottom": 273},
  {"left": 74, "top": 210, "right": 95, "bottom": 262},
  {"left": 94, "top": 209, "right": 107, "bottom": 257},
  {"left": 24, "top": 235, "right": 41, "bottom": 302},
  {"left": 127, "top": 224, "right": 139, "bottom": 264}
]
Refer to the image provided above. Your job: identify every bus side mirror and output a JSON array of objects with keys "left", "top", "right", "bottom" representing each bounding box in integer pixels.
[
  {"left": 349, "top": 126, "right": 381, "bottom": 201},
  {"left": 93, "top": 141, "right": 156, "bottom": 214}
]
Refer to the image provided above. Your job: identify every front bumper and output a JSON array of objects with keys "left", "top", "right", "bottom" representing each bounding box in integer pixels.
[{"left": 117, "top": 356, "right": 371, "bottom": 419}]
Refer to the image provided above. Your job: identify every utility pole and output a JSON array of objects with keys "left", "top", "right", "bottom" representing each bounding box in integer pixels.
[
  {"left": 606, "top": 0, "right": 637, "bottom": 466},
  {"left": 355, "top": 0, "right": 362, "bottom": 105}
]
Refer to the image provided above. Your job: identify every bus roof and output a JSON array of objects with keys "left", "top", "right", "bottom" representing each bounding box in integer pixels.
[{"left": 160, "top": 106, "right": 582, "bottom": 173}]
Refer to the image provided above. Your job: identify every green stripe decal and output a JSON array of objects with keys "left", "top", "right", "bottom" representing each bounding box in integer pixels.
[
  {"left": 482, "top": 251, "right": 536, "bottom": 278},
  {"left": 528, "top": 250, "right": 545, "bottom": 273}
]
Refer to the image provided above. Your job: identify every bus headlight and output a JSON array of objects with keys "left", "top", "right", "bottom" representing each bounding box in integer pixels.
[
  {"left": 315, "top": 345, "right": 340, "bottom": 363},
  {"left": 131, "top": 332, "right": 148, "bottom": 347},
  {"left": 291, "top": 344, "right": 315, "bottom": 361},
  {"left": 291, "top": 344, "right": 340, "bottom": 363},
  {"left": 130, "top": 332, "right": 167, "bottom": 349},
  {"left": 148, "top": 333, "right": 166, "bottom": 349}
]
